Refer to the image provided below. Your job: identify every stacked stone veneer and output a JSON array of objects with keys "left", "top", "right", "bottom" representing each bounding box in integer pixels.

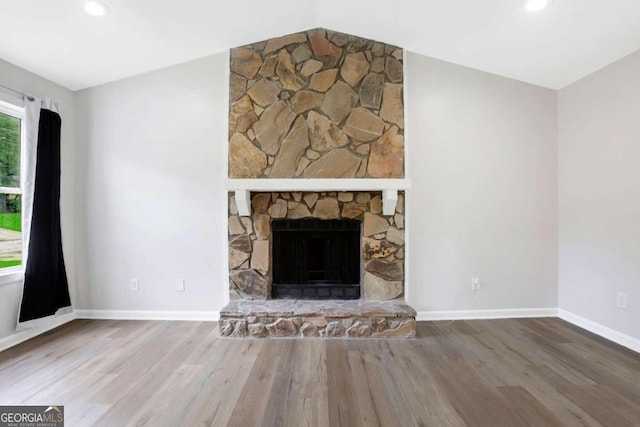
[
  {"left": 228, "top": 191, "right": 405, "bottom": 301},
  {"left": 228, "top": 28, "right": 404, "bottom": 179}
]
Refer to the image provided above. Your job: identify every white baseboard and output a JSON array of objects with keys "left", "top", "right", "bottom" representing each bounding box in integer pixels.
[
  {"left": 75, "top": 309, "right": 219, "bottom": 322},
  {"left": 416, "top": 307, "right": 558, "bottom": 321},
  {"left": 0, "top": 312, "right": 77, "bottom": 352},
  {"left": 558, "top": 309, "right": 640, "bottom": 353}
]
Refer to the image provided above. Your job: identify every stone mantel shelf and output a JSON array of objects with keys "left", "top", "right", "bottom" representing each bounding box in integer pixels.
[{"left": 226, "top": 178, "right": 411, "bottom": 216}]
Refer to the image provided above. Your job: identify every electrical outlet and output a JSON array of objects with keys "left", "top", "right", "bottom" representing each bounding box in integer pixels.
[
  {"left": 617, "top": 292, "right": 628, "bottom": 310},
  {"left": 471, "top": 278, "right": 481, "bottom": 292},
  {"left": 131, "top": 279, "right": 139, "bottom": 292},
  {"left": 177, "top": 279, "right": 185, "bottom": 292}
]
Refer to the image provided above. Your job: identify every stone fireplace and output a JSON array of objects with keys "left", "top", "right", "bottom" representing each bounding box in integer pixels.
[{"left": 220, "top": 28, "right": 416, "bottom": 338}]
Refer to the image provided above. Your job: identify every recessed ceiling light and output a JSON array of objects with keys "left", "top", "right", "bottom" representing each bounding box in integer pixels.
[
  {"left": 84, "top": 1, "right": 109, "bottom": 16},
  {"left": 524, "top": 0, "right": 550, "bottom": 12}
]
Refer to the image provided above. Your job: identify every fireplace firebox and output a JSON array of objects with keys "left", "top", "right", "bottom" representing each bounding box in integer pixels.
[{"left": 272, "top": 219, "right": 361, "bottom": 300}]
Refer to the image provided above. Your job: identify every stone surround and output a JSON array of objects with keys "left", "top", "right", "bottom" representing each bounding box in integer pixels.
[
  {"left": 224, "top": 29, "right": 414, "bottom": 338},
  {"left": 228, "top": 191, "right": 405, "bottom": 301},
  {"left": 219, "top": 299, "right": 416, "bottom": 338},
  {"left": 228, "top": 28, "right": 404, "bottom": 179}
]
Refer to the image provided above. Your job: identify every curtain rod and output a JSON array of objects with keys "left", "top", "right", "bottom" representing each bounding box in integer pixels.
[{"left": 0, "top": 83, "right": 35, "bottom": 101}]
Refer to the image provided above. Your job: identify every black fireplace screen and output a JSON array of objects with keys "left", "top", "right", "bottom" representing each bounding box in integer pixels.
[{"left": 272, "top": 219, "right": 360, "bottom": 299}]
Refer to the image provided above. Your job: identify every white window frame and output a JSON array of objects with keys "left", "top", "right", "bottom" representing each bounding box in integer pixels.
[{"left": 0, "top": 98, "right": 26, "bottom": 279}]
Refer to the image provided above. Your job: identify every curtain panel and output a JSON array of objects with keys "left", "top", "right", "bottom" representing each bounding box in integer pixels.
[{"left": 18, "top": 97, "right": 71, "bottom": 324}]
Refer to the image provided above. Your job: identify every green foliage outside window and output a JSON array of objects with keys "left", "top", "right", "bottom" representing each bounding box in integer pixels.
[
  {"left": 0, "top": 112, "right": 21, "bottom": 189},
  {"left": 0, "top": 110, "right": 22, "bottom": 268}
]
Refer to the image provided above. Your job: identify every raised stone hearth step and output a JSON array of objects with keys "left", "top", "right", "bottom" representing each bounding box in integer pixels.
[{"left": 219, "top": 299, "right": 416, "bottom": 338}]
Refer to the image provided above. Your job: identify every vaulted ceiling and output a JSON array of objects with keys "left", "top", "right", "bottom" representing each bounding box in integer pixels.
[{"left": 1, "top": 0, "right": 640, "bottom": 91}]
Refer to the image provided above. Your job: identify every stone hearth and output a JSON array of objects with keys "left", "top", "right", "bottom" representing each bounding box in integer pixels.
[{"left": 219, "top": 299, "right": 416, "bottom": 338}]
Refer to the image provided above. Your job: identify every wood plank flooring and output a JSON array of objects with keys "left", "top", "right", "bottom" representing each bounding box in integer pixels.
[{"left": 0, "top": 318, "right": 638, "bottom": 426}]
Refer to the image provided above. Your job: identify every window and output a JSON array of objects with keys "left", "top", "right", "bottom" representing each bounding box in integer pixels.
[{"left": 0, "top": 99, "right": 24, "bottom": 271}]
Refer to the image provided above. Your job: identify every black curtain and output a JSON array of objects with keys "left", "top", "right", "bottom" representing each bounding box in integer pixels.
[{"left": 19, "top": 109, "right": 70, "bottom": 323}]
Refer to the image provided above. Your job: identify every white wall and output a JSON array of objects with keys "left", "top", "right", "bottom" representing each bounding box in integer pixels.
[
  {"left": 0, "top": 59, "right": 76, "bottom": 339},
  {"left": 74, "top": 54, "right": 228, "bottom": 313},
  {"left": 74, "top": 51, "right": 559, "bottom": 317},
  {"left": 406, "top": 53, "right": 558, "bottom": 313},
  {"left": 558, "top": 49, "right": 640, "bottom": 341}
]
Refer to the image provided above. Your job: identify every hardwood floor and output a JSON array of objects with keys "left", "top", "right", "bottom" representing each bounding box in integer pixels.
[{"left": 0, "top": 318, "right": 638, "bottom": 426}]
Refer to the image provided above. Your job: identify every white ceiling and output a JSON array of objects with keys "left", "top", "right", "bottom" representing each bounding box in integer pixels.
[{"left": 1, "top": 0, "right": 640, "bottom": 91}]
